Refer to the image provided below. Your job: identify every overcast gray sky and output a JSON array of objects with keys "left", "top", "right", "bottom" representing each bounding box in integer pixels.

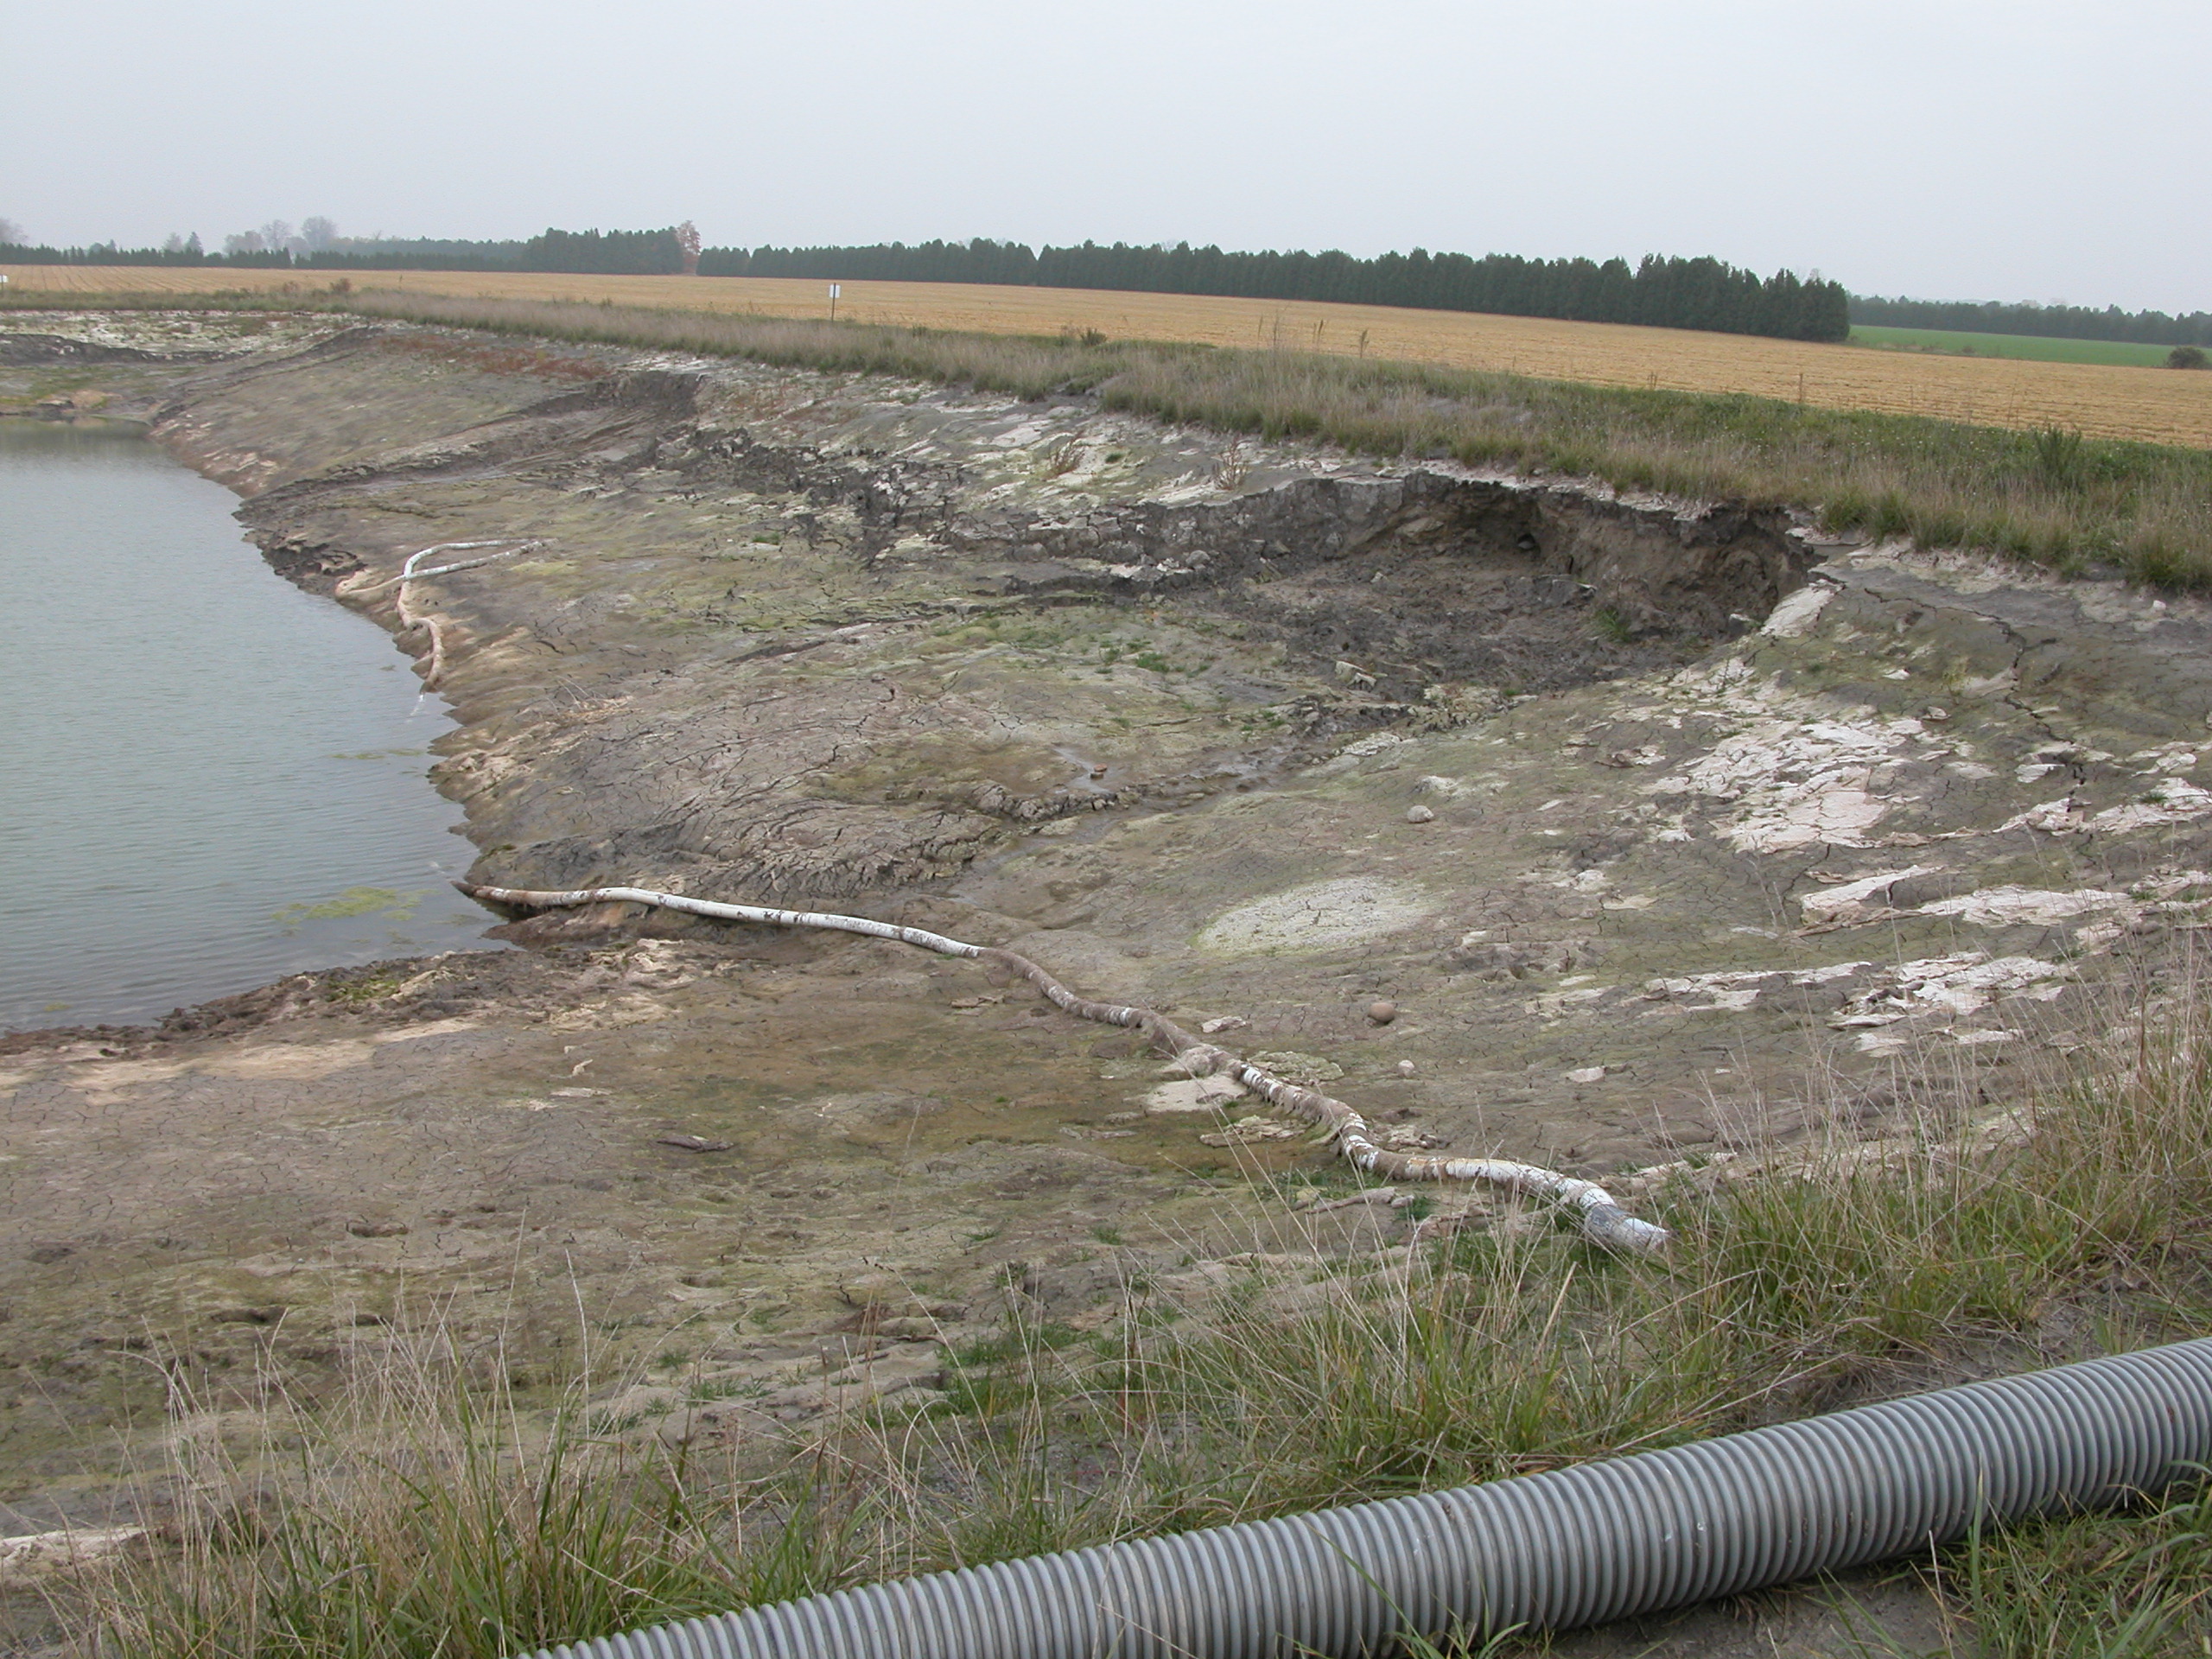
[{"left": 7, "top": 0, "right": 2206, "bottom": 310}]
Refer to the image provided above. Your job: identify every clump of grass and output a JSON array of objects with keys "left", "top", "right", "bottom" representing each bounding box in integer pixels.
[
  {"left": 322, "top": 970, "right": 404, "bottom": 1006},
  {"left": 76, "top": 1332, "right": 855, "bottom": 1659},
  {"left": 1901, "top": 1492, "right": 2212, "bottom": 1657},
  {"left": 1034, "top": 435, "right": 1084, "bottom": 479},
  {"left": 2031, "top": 423, "right": 2088, "bottom": 491}
]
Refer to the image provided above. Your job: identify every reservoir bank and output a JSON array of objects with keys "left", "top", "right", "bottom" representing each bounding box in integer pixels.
[{"left": 1, "top": 318, "right": 2209, "bottom": 1659}]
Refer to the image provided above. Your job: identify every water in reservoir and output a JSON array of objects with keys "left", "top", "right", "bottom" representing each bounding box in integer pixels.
[{"left": 0, "top": 422, "right": 499, "bottom": 1032}]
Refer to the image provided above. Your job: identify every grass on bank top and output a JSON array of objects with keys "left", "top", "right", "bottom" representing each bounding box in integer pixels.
[
  {"left": 355, "top": 289, "right": 2212, "bottom": 594},
  {"left": 7, "top": 283, "right": 2210, "bottom": 594},
  {"left": 1851, "top": 325, "right": 2194, "bottom": 370},
  {"left": 68, "top": 967, "right": 2212, "bottom": 1657}
]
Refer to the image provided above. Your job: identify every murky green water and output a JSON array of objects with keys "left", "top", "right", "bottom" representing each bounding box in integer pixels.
[{"left": 0, "top": 422, "right": 498, "bottom": 1032}]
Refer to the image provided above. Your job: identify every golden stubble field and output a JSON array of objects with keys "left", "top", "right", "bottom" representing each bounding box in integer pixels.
[{"left": 10, "top": 264, "right": 2210, "bottom": 448}]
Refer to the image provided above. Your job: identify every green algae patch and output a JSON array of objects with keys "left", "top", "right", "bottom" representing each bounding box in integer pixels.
[{"left": 272, "top": 887, "right": 423, "bottom": 930}]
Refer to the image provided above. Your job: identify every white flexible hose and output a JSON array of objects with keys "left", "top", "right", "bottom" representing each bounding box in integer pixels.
[{"left": 458, "top": 880, "right": 1668, "bottom": 1253}]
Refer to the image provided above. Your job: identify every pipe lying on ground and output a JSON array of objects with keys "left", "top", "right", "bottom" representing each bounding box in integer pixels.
[
  {"left": 526, "top": 1337, "right": 2212, "bottom": 1659},
  {"left": 345, "top": 538, "right": 545, "bottom": 595},
  {"left": 339, "top": 539, "right": 543, "bottom": 690},
  {"left": 456, "top": 880, "right": 1666, "bottom": 1252}
]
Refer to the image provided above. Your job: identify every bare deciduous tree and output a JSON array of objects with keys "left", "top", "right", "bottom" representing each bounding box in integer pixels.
[
  {"left": 224, "top": 231, "right": 267, "bottom": 257},
  {"left": 301, "top": 216, "right": 339, "bottom": 251},
  {"left": 0, "top": 217, "right": 26, "bottom": 246}
]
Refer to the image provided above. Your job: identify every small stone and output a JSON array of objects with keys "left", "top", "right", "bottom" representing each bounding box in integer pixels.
[
  {"left": 1313, "top": 1187, "right": 1401, "bottom": 1211},
  {"left": 1404, "top": 804, "right": 1436, "bottom": 823},
  {"left": 1923, "top": 706, "right": 1950, "bottom": 721},
  {"left": 1566, "top": 1065, "right": 1606, "bottom": 1084},
  {"left": 1395, "top": 1059, "right": 1416, "bottom": 1077},
  {"left": 1373, "top": 1124, "right": 1444, "bottom": 1150},
  {"left": 0, "top": 1527, "right": 145, "bottom": 1589},
  {"left": 1199, "top": 1115, "right": 1300, "bottom": 1147},
  {"left": 1249, "top": 1050, "right": 1344, "bottom": 1084},
  {"left": 657, "top": 1134, "right": 734, "bottom": 1153},
  {"left": 1144, "top": 1075, "right": 1247, "bottom": 1114},
  {"left": 1367, "top": 1000, "right": 1398, "bottom": 1025}
]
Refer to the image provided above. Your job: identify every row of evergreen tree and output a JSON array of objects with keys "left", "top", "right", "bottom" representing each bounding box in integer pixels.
[
  {"left": 0, "top": 226, "right": 1845, "bottom": 343},
  {"left": 1849, "top": 292, "right": 2212, "bottom": 347},
  {"left": 0, "top": 237, "right": 257, "bottom": 266},
  {"left": 0, "top": 226, "right": 691, "bottom": 276},
  {"left": 696, "top": 239, "right": 1851, "bottom": 343},
  {"left": 16, "top": 222, "right": 2208, "bottom": 348}
]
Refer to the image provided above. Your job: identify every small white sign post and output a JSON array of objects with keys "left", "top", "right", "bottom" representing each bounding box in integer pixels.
[{"left": 829, "top": 282, "right": 841, "bottom": 322}]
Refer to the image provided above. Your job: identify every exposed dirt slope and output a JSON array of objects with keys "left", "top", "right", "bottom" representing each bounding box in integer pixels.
[{"left": 3, "top": 322, "right": 2209, "bottom": 1644}]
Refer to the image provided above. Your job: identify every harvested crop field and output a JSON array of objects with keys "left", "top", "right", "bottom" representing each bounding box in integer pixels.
[{"left": 10, "top": 264, "right": 2211, "bottom": 448}]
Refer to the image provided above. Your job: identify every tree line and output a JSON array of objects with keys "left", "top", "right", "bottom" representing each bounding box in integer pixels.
[
  {"left": 0, "top": 225, "right": 696, "bottom": 276},
  {"left": 14, "top": 217, "right": 2207, "bottom": 350},
  {"left": 1850, "top": 293, "right": 2212, "bottom": 347},
  {"left": 0, "top": 221, "right": 1846, "bottom": 343},
  {"left": 696, "top": 239, "right": 1852, "bottom": 343}
]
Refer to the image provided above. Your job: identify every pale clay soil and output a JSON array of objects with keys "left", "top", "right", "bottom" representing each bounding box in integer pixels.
[{"left": 3, "top": 315, "right": 2210, "bottom": 1652}]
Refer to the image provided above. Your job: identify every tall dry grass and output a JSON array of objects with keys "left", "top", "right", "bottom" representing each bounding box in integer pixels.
[
  {"left": 6, "top": 284, "right": 2207, "bottom": 587},
  {"left": 74, "top": 1329, "right": 840, "bottom": 1659},
  {"left": 334, "top": 291, "right": 2212, "bottom": 594},
  {"left": 67, "top": 965, "right": 2212, "bottom": 1656}
]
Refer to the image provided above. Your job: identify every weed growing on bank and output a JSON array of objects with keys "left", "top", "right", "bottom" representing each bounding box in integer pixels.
[
  {"left": 71, "top": 1329, "right": 850, "bottom": 1659},
  {"left": 70, "top": 972, "right": 2212, "bottom": 1656},
  {"left": 7, "top": 284, "right": 2205, "bottom": 591}
]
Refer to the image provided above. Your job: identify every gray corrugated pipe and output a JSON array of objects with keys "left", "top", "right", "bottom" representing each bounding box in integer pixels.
[{"left": 529, "top": 1338, "right": 2212, "bottom": 1659}]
